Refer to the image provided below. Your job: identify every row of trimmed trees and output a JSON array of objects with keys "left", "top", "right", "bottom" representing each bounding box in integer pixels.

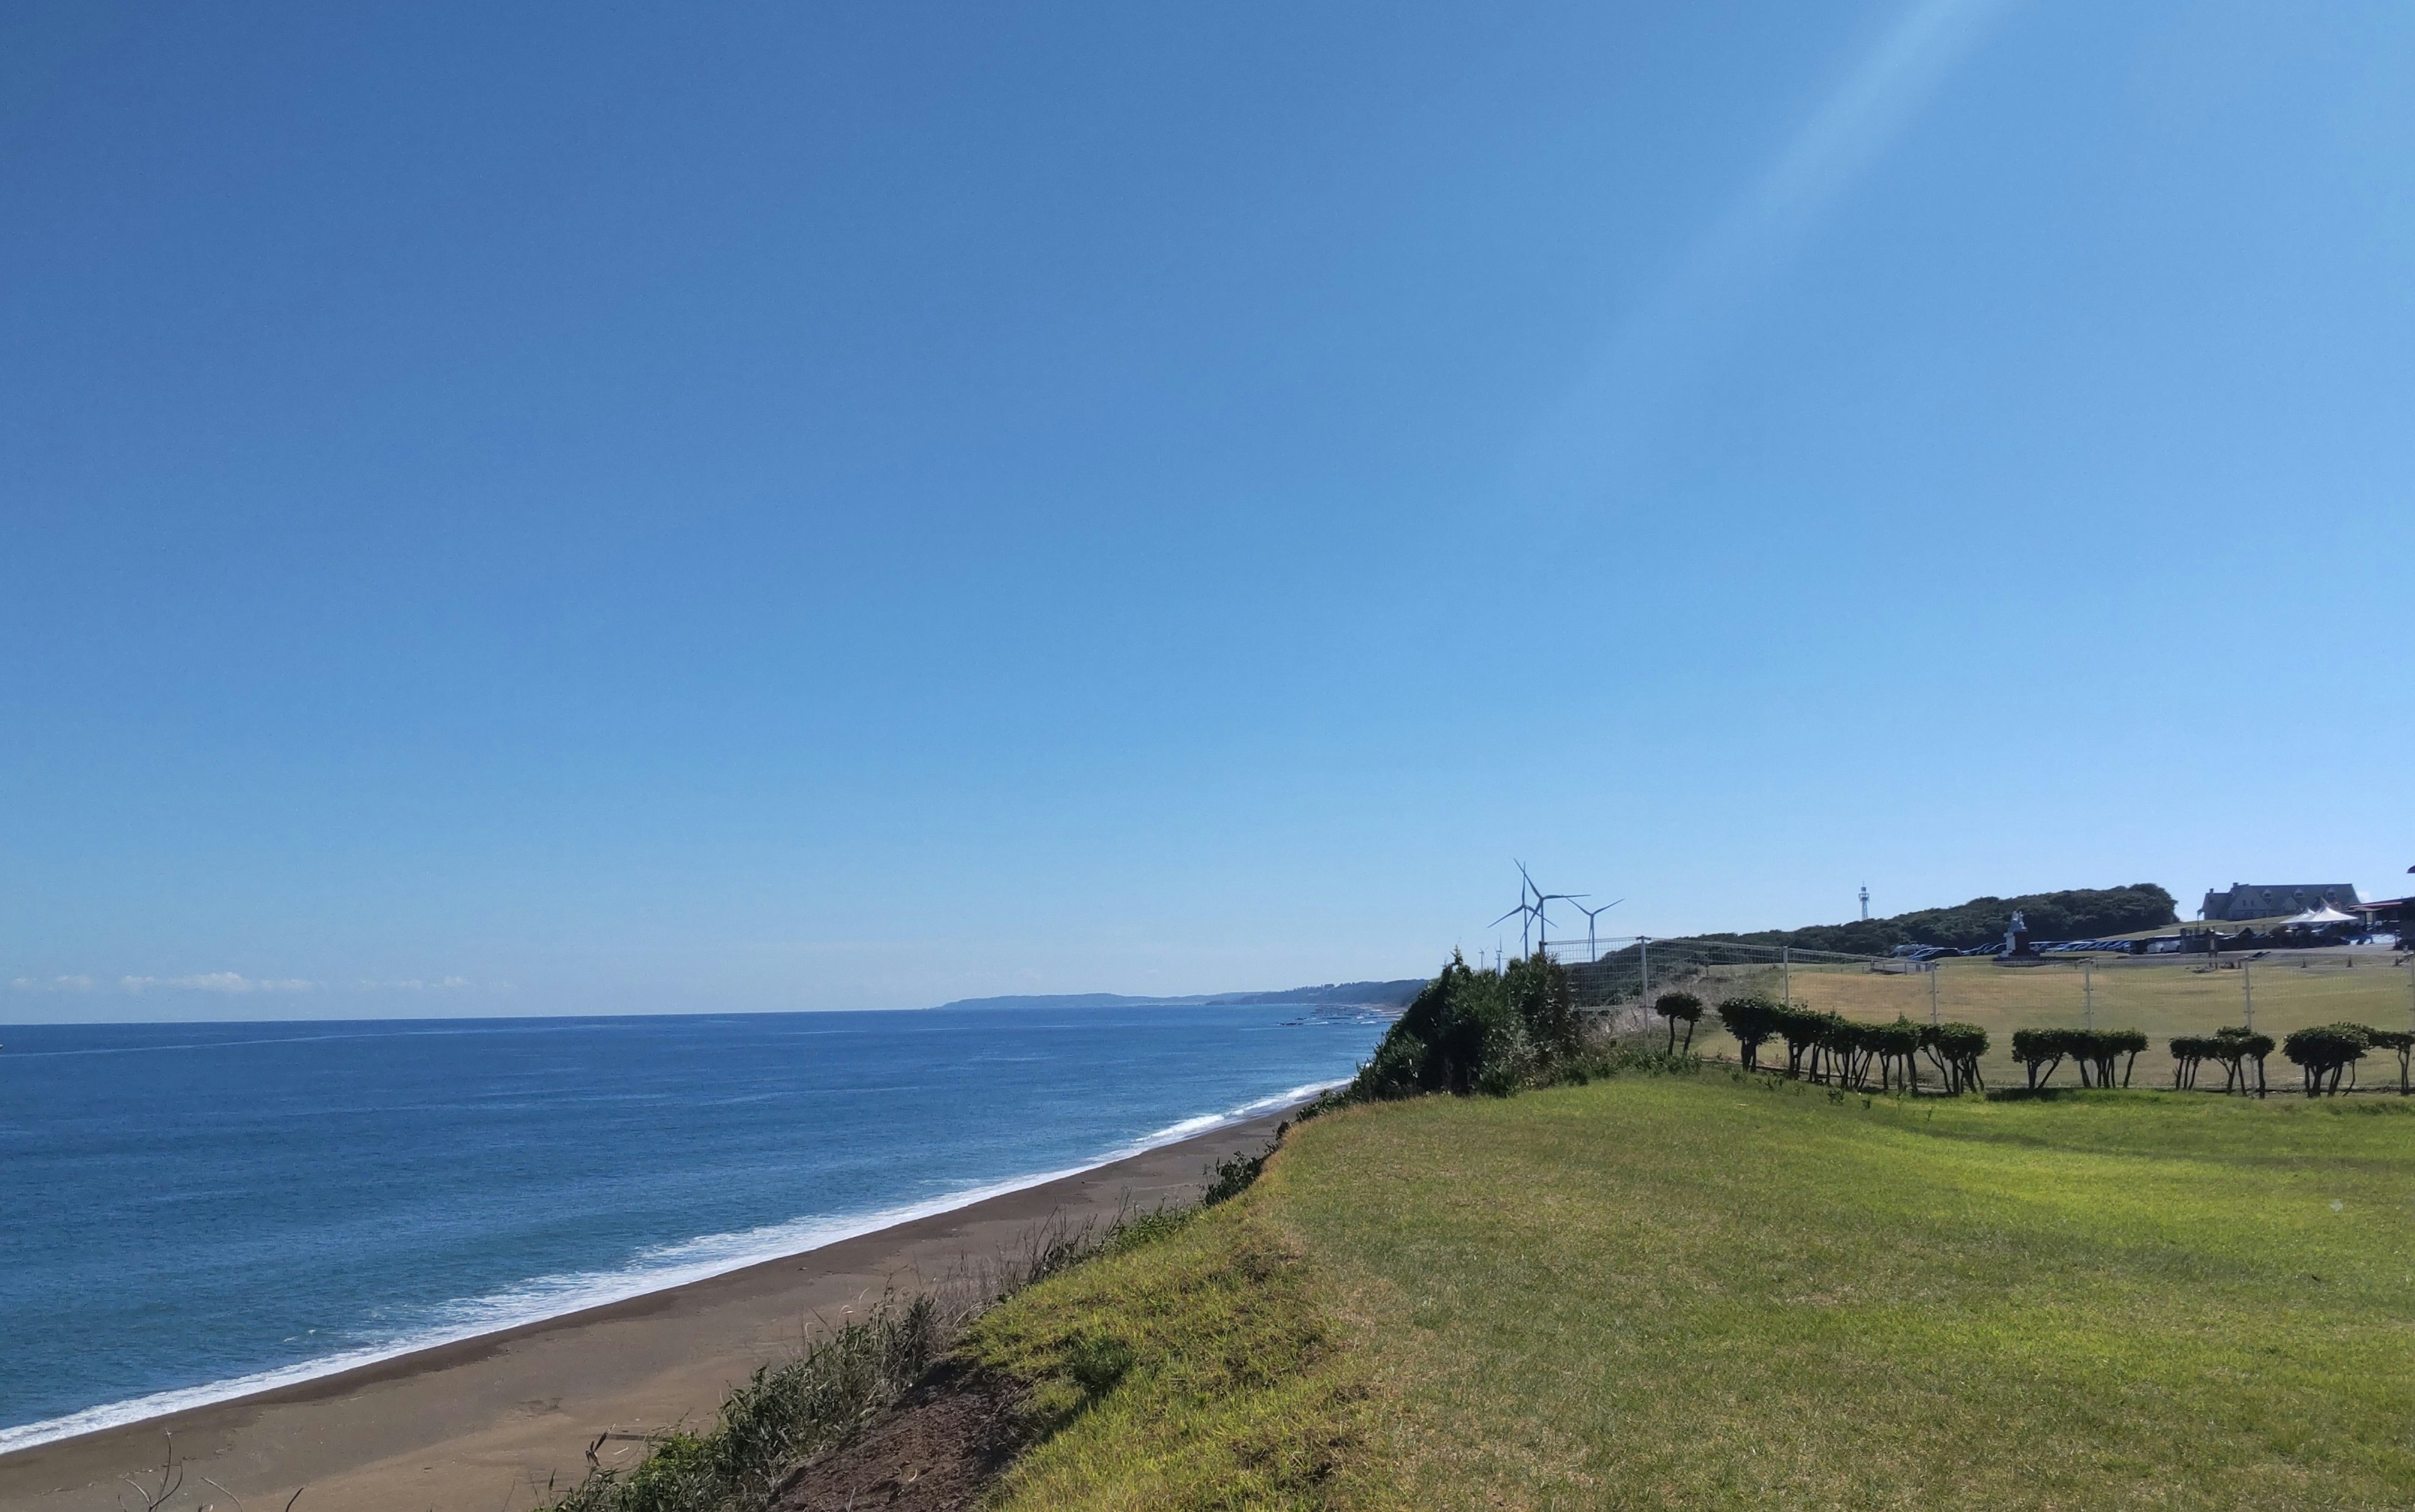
[
  {"left": 2007, "top": 1028, "right": 2150, "bottom": 1091},
  {"left": 2168, "top": 1028, "right": 2276, "bottom": 1095},
  {"left": 2273, "top": 1023, "right": 2415, "bottom": 1098},
  {"left": 1997, "top": 1021, "right": 2415, "bottom": 1098},
  {"left": 2167, "top": 1023, "right": 2415, "bottom": 1098},
  {"left": 1701, "top": 994, "right": 1990, "bottom": 1095}
]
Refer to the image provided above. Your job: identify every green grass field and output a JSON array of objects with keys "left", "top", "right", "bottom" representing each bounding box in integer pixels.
[
  {"left": 975, "top": 1073, "right": 2415, "bottom": 1509},
  {"left": 1672, "top": 953, "right": 2415, "bottom": 1089}
]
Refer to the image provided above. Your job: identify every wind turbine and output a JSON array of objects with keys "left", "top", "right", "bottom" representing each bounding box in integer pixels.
[
  {"left": 1490, "top": 895, "right": 1538, "bottom": 957},
  {"left": 1516, "top": 861, "right": 1585, "bottom": 959},
  {"left": 1572, "top": 898, "right": 1625, "bottom": 962}
]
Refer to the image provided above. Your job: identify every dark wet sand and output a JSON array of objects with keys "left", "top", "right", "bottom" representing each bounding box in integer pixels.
[{"left": 0, "top": 1113, "right": 1288, "bottom": 1512}]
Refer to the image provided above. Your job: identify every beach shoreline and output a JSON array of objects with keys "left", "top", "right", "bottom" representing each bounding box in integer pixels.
[{"left": 0, "top": 1106, "right": 1301, "bottom": 1512}]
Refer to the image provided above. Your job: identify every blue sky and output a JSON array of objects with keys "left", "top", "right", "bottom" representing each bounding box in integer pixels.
[{"left": 4, "top": 1, "right": 2410, "bottom": 1021}]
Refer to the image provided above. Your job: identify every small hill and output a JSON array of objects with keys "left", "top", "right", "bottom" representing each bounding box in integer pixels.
[
  {"left": 1204, "top": 980, "right": 1424, "bottom": 1008},
  {"left": 933, "top": 980, "right": 1423, "bottom": 1014},
  {"left": 1713, "top": 882, "right": 2179, "bottom": 955}
]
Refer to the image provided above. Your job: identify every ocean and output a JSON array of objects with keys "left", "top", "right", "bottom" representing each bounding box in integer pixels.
[{"left": 0, "top": 1003, "right": 1389, "bottom": 1451}]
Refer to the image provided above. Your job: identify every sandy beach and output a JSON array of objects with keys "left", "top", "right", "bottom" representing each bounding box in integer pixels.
[{"left": 0, "top": 1111, "right": 1290, "bottom": 1512}]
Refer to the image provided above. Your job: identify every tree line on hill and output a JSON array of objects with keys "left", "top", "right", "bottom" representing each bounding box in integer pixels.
[
  {"left": 1706, "top": 883, "right": 2180, "bottom": 957},
  {"left": 1204, "top": 979, "right": 1428, "bottom": 1007}
]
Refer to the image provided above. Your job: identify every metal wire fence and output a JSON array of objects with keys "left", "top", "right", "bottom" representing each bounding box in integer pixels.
[{"left": 1552, "top": 935, "right": 2415, "bottom": 1091}]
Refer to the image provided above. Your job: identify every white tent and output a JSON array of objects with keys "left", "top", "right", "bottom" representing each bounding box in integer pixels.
[{"left": 2281, "top": 904, "right": 2358, "bottom": 926}]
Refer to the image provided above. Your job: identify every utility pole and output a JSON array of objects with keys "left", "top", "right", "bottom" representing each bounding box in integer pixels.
[
  {"left": 1929, "top": 961, "right": 1940, "bottom": 1026},
  {"left": 2243, "top": 960, "right": 2254, "bottom": 1031},
  {"left": 2083, "top": 962, "right": 2094, "bottom": 1032}
]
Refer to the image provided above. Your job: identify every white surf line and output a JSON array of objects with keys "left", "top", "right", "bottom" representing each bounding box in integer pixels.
[{"left": 0, "top": 1078, "right": 1342, "bottom": 1457}]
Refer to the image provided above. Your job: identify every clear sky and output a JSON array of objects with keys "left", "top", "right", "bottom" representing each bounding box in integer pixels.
[{"left": 4, "top": 1, "right": 2411, "bottom": 1022}]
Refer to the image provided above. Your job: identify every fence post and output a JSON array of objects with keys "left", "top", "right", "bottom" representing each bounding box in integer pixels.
[
  {"left": 1782, "top": 945, "right": 1790, "bottom": 1006},
  {"left": 2243, "top": 961, "right": 2253, "bottom": 1031},
  {"left": 2083, "top": 962, "right": 2094, "bottom": 1031},
  {"left": 1640, "top": 937, "right": 1650, "bottom": 1003},
  {"left": 1929, "top": 961, "right": 1940, "bottom": 1025}
]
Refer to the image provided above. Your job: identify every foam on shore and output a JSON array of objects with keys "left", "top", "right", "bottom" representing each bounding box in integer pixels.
[{"left": 0, "top": 1079, "right": 1339, "bottom": 1457}]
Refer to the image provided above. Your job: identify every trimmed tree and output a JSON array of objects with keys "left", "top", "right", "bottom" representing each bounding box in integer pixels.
[
  {"left": 2369, "top": 1028, "right": 2415, "bottom": 1095},
  {"left": 2167, "top": 1034, "right": 2211, "bottom": 1091},
  {"left": 2236, "top": 1031, "right": 2275, "bottom": 1098},
  {"left": 2068, "top": 1029, "right": 2104, "bottom": 1087},
  {"left": 1873, "top": 1016, "right": 1924, "bottom": 1092},
  {"left": 1811, "top": 1011, "right": 1858, "bottom": 1086},
  {"left": 2207, "top": 1026, "right": 2273, "bottom": 1097},
  {"left": 2010, "top": 1028, "right": 2071, "bottom": 1091},
  {"left": 1920, "top": 1022, "right": 1988, "bottom": 1094},
  {"left": 2103, "top": 1027, "right": 2148, "bottom": 1087},
  {"left": 1773, "top": 1004, "right": 1824, "bottom": 1079},
  {"left": 2231, "top": 1024, "right": 2270, "bottom": 1096},
  {"left": 2282, "top": 1022, "right": 2373, "bottom": 1098},
  {"left": 1653, "top": 991, "right": 1705, "bottom": 1054},
  {"left": 1716, "top": 994, "right": 1781, "bottom": 1072}
]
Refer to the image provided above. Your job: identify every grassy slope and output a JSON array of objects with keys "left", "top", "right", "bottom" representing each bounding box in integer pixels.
[
  {"left": 1680, "top": 955, "right": 2415, "bottom": 1087},
  {"left": 962, "top": 1203, "right": 1382, "bottom": 1510},
  {"left": 1275, "top": 1075, "right": 2415, "bottom": 1509}
]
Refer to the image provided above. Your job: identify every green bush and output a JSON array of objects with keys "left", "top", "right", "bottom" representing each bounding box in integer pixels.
[
  {"left": 1353, "top": 1030, "right": 1430, "bottom": 1101},
  {"left": 1201, "top": 1144, "right": 1270, "bottom": 1206},
  {"left": 1507, "top": 948, "right": 1583, "bottom": 1061},
  {"left": 1341, "top": 950, "right": 1582, "bottom": 1103},
  {"left": 545, "top": 1292, "right": 945, "bottom": 1512}
]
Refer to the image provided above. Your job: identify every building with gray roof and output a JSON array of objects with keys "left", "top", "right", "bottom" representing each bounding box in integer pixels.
[{"left": 2199, "top": 883, "right": 2363, "bottom": 922}]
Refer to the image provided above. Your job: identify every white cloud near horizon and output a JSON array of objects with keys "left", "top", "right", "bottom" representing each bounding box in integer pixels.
[
  {"left": 120, "top": 972, "right": 319, "bottom": 994},
  {"left": 8, "top": 972, "right": 498, "bottom": 994}
]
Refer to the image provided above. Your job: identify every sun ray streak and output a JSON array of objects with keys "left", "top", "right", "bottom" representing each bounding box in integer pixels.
[{"left": 1514, "top": 0, "right": 2018, "bottom": 503}]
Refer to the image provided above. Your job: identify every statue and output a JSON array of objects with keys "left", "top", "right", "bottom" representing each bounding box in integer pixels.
[{"left": 2002, "top": 909, "right": 2036, "bottom": 958}]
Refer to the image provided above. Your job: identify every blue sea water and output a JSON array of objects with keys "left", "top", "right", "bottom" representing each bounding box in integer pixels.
[{"left": 0, "top": 1004, "right": 1387, "bottom": 1450}]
